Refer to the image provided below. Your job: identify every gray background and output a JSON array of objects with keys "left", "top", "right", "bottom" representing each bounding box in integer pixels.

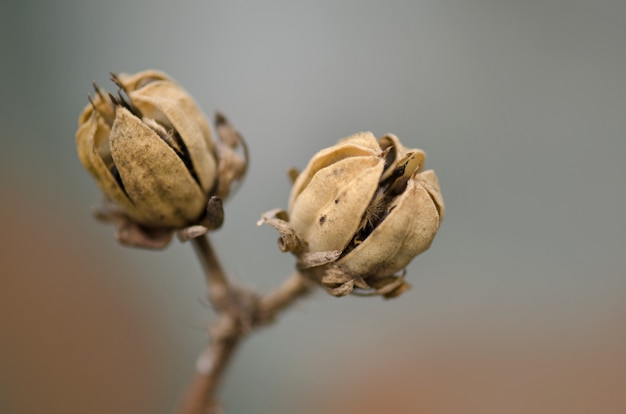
[{"left": 1, "top": 1, "right": 625, "bottom": 413}]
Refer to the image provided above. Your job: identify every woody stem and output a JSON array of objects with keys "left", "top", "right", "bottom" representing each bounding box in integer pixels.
[
  {"left": 191, "top": 233, "right": 228, "bottom": 293},
  {"left": 175, "top": 234, "right": 235, "bottom": 414},
  {"left": 175, "top": 235, "right": 315, "bottom": 414}
]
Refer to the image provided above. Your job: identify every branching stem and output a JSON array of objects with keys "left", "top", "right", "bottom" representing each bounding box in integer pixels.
[{"left": 175, "top": 235, "right": 314, "bottom": 414}]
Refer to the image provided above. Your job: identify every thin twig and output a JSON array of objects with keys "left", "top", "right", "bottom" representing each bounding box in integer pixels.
[
  {"left": 175, "top": 235, "right": 315, "bottom": 414},
  {"left": 259, "top": 272, "right": 314, "bottom": 323},
  {"left": 191, "top": 234, "right": 229, "bottom": 295},
  {"left": 175, "top": 235, "right": 233, "bottom": 414},
  {"left": 174, "top": 314, "right": 241, "bottom": 414}
]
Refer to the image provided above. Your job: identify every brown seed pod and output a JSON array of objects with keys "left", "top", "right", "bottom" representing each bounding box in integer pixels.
[{"left": 262, "top": 131, "right": 444, "bottom": 298}]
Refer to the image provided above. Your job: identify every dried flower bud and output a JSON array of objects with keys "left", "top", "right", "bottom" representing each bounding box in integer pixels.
[
  {"left": 260, "top": 132, "right": 443, "bottom": 298},
  {"left": 77, "top": 70, "right": 247, "bottom": 248}
]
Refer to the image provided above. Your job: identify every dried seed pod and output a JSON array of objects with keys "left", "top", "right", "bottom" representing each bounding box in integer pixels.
[
  {"left": 76, "top": 70, "right": 247, "bottom": 248},
  {"left": 262, "top": 132, "right": 444, "bottom": 298}
]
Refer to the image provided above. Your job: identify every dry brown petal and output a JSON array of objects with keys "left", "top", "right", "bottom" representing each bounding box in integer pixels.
[
  {"left": 128, "top": 78, "right": 218, "bottom": 195},
  {"left": 289, "top": 155, "right": 384, "bottom": 252},
  {"left": 109, "top": 107, "right": 207, "bottom": 227},
  {"left": 338, "top": 169, "right": 443, "bottom": 277}
]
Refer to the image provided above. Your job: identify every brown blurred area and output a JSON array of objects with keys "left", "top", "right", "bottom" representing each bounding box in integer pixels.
[
  {"left": 286, "top": 326, "right": 626, "bottom": 414},
  {"left": 0, "top": 180, "right": 173, "bottom": 414},
  {"left": 305, "top": 321, "right": 626, "bottom": 414}
]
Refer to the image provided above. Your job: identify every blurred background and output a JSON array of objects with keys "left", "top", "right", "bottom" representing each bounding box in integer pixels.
[{"left": 1, "top": 0, "right": 625, "bottom": 413}]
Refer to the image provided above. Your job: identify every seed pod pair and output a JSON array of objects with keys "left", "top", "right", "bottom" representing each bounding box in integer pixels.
[{"left": 76, "top": 71, "right": 444, "bottom": 297}]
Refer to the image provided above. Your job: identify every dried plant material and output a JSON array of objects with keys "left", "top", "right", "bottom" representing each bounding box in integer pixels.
[
  {"left": 74, "top": 69, "right": 445, "bottom": 414},
  {"left": 262, "top": 132, "right": 444, "bottom": 298},
  {"left": 213, "top": 112, "right": 248, "bottom": 200},
  {"left": 76, "top": 70, "right": 248, "bottom": 248},
  {"left": 297, "top": 250, "right": 342, "bottom": 269},
  {"left": 257, "top": 209, "right": 307, "bottom": 254}
]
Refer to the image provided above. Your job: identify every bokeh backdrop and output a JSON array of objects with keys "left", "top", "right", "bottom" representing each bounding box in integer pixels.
[{"left": 1, "top": 1, "right": 625, "bottom": 413}]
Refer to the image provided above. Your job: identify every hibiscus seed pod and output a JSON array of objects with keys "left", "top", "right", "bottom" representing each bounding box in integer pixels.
[
  {"left": 77, "top": 70, "right": 248, "bottom": 248},
  {"left": 262, "top": 131, "right": 444, "bottom": 298}
]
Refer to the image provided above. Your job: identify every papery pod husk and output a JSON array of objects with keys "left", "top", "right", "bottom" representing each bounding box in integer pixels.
[
  {"left": 339, "top": 169, "right": 443, "bottom": 277},
  {"left": 288, "top": 131, "right": 382, "bottom": 206},
  {"left": 76, "top": 115, "right": 123, "bottom": 207},
  {"left": 120, "top": 71, "right": 218, "bottom": 194},
  {"left": 288, "top": 132, "right": 385, "bottom": 253},
  {"left": 108, "top": 108, "right": 209, "bottom": 227}
]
